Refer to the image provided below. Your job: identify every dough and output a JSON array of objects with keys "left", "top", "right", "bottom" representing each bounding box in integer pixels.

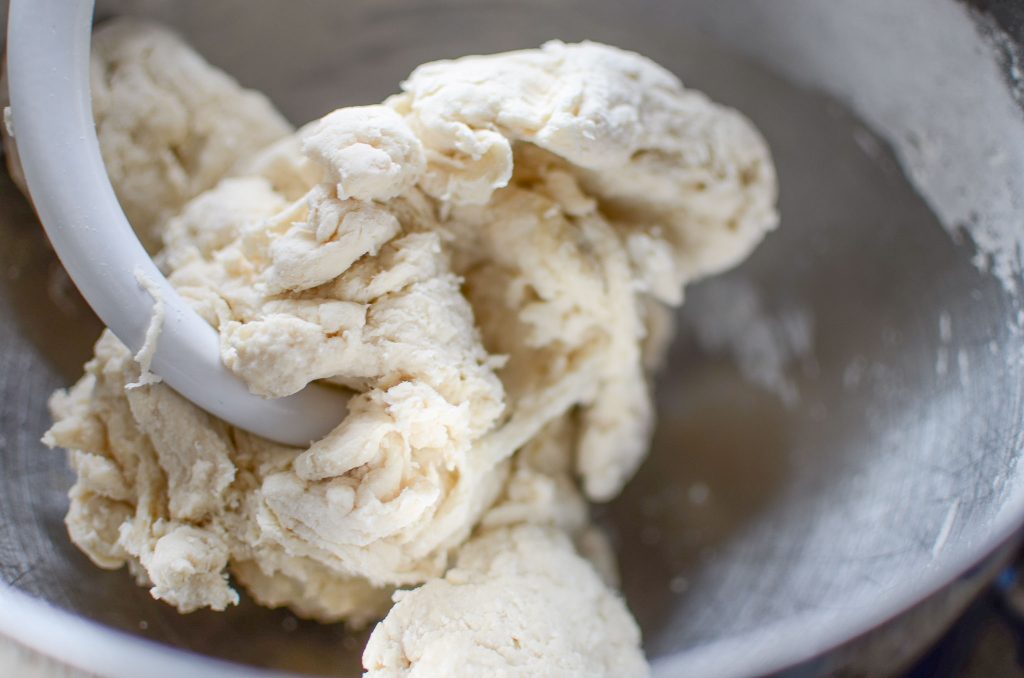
[
  {"left": 45, "top": 332, "right": 395, "bottom": 624},
  {"left": 40, "top": 21, "right": 778, "bottom": 677},
  {"left": 89, "top": 19, "right": 292, "bottom": 251},
  {"left": 363, "top": 525, "right": 647, "bottom": 678},
  {"left": 390, "top": 41, "right": 777, "bottom": 499}
]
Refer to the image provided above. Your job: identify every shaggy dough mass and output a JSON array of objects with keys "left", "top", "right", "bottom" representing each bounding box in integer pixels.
[{"left": 37, "top": 20, "right": 777, "bottom": 677}]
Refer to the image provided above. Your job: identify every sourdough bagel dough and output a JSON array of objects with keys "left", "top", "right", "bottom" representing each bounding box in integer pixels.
[{"left": 38, "top": 20, "right": 778, "bottom": 677}]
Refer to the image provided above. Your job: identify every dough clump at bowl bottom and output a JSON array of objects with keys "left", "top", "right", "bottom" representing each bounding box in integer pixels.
[{"left": 34, "top": 19, "right": 778, "bottom": 677}]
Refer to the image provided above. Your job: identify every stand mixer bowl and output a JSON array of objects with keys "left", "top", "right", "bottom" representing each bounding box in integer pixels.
[{"left": 3, "top": 1, "right": 1024, "bottom": 676}]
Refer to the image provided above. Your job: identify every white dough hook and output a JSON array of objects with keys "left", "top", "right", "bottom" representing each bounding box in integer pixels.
[{"left": 6, "top": 0, "right": 348, "bottom": 446}]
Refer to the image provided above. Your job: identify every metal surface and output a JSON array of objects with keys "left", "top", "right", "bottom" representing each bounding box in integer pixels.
[{"left": 2, "top": 1, "right": 1023, "bottom": 676}]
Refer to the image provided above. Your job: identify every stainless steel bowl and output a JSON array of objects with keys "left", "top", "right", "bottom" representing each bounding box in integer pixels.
[{"left": 3, "top": 1, "right": 1024, "bottom": 676}]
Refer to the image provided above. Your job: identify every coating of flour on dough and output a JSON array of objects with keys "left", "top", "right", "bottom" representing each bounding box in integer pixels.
[{"left": 42, "top": 22, "right": 777, "bottom": 676}]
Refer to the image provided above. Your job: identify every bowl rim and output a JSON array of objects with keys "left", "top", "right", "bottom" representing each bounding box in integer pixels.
[
  {"left": 2, "top": 487, "right": 1023, "bottom": 678},
  {"left": 651, "top": 516, "right": 1024, "bottom": 676},
  {"left": 0, "top": 585, "right": 288, "bottom": 677}
]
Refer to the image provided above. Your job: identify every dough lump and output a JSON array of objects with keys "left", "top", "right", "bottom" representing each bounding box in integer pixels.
[
  {"left": 40, "top": 21, "right": 778, "bottom": 677},
  {"left": 363, "top": 525, "right": 647, "bottom": 678}
]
